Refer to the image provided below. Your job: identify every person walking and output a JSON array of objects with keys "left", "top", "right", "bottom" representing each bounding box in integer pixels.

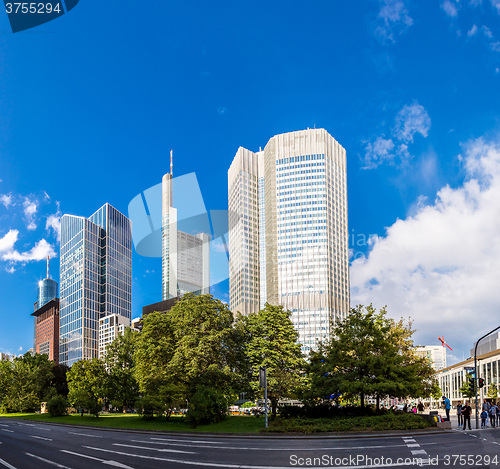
[
  {"left": 462, "top": 402, "right": 472, "bottom": 430},
  {"left": 481, "top": 409, "right": 487, "bottom": 428},
  {"left": 496, "top": 401, "right": 500, "bottom": 426},
  {"left": 443, "top": 395, "right": 451, "bottom": 422},
  {"left": 457, "top": 401, "right": 463, "bottom": 428},
  {"left": 489, "top": 402, "right": 498, "bottom": 428},
  {"left": 418, "top": 402, "right": 424, "bottom": 414}
]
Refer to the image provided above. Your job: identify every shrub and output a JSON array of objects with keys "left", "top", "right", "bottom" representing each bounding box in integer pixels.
[
  {"left": 186, "top": 386, "right": 229, "bottom": 426},
  {"left": 136, "top": 396, "right": 164, "bottom": 420},
  {"left": 47, "top": 395, "right": 68, "bottom": 417}
]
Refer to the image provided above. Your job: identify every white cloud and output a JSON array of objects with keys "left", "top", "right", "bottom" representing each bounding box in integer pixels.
[
  {"left": 394, "top": 102, "right": 431, "bottom": 144},
  {"left": 46, "top": 213, "right": 61, "bottom": 242},
  {"left": 0, "top": 194, "right": 13, "bottom": 208},
  {"left": 375, "top": 0, "right": 413, "bottom": 42},
  {"left": 491, "top": 0, "right": 500, "bottom": 13},
  {"left": 364, "top": 102, "right": 431, "bottom": 169},
  {"left": 467, "top": 24, "right": 478, "bottom": 37},
  {"left": 0, "top": 230, "right": 18, "bottom": 254},
  {"left": 352, "top": 137, "right": 500, "bottom": 360},
  {"left": 482, "top": 25, "right": 494, "bottom": 39},
  {"left": 2, "top": 237, "right": 56, "bottom": 263},
  {"left": 211, "top": 238, "right": 229, "bottom": 254},
  {"left": 23, "top": 198, "right": 37, "bottom": 231},
  {"left": 363, "top": 137, "right": 395, "bottom": 169},
  {"left": 441, "top": 0, "right": 459, "bottom": 17},
  {"left": 5, "top": 266, "right": 15, "bottom": 274}
]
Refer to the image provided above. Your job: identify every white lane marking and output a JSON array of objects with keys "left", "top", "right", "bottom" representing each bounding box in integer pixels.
[
  {"left": 407, "top": 444, "right": 420, "bottom": 447},
  {"left": 150, "top": 437, "right": 220, "bottom": 444},
  {"left": 26, "top": 452, "right": 73, "bottom": 468},
  {"left": 0, "top": 457, "right": 17, "bottom": 469},
  {"left": 68, "top": 432, "right": 103, "bottom": 438},
  {"left": 61, "top": 450, "right": 133, "bottom": 469},
  {"left": 30, "top": 435, "right": 53, "bottom": 441},
  {"left": 0, "top": 429, "right": 13, "bottom": 433},
  {"left": 114, "top": 443, "right": 195, "bottom": 454},
  {"left": 132, "top": 439, "right": 437, "bottom": 451},
  {"left": 411, "top": 450, "right": 427, "bottom": 455},
  {"left": 0, "top": 425, "right": 9, "bottom": 427},
  {"left": 84, "top": 446, "right": 418, "bottom": 469},
  {"left": 403, "top": 438, "right": 416, "bottom": 443}
]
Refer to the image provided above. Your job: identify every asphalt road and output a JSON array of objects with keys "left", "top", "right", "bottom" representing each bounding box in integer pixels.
[{"left": 1, "top": 418, "right": 500, "bottom": 469}]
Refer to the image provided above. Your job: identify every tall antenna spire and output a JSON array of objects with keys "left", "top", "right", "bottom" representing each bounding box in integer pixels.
[
  {"left": 46, "top": 255, "right": 49, "bottom": 279},
  {"left": 170, "top": 149, "right": 173, "bottom": 176}
]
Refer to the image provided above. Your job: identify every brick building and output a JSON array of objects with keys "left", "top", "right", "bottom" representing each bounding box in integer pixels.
[{"left": 32, "top": 298, "right": 60, "bottom": 364}]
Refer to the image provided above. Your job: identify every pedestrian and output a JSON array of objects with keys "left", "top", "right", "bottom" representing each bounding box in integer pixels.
[
  {"left": 418, "top": 402, "right": 424, "bottom": 414},
  {"left": 462, "top": 402, "right": 472, "bottom": 430},
  {"left": 496, "top": 401, "right": 500, "bottom": 427},
  {"left": 483, "top": 400, "right": 491, "bottom": 426},
  {"left": 443, "top": 395, "right": 451, "bottom": 421},
  {"left": 457, "top": 401, "right": 463, "bottom": 428},
  {"left": 489, "top": 402, "right": 498, "bottom": 428},
  {"left": 481, "top": 409, "right": 487, "bottom": 428}
]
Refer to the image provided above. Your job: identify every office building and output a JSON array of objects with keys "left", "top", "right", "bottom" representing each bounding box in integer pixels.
[
  {"left": 228, "top": 128, "right": 350, "bottom": 352},
  {"left": 36, "top": 256, "right": 58, "bottom": 310},
  {"left": 162, "top": 152, "right": 210, "bottom": 300},
  {"left": 471, "top": 332, "right": 500, "bottom": 357},
  {"left": 59, "top": 203, "right": 132, "bottom": 366},
  {"left": 32, "top": 298, "right": 60, "bottom": 364},
  {"left": 98, "top": 313, "right": 131, "bottom": 358},
  {"left": 415, "top": 345, "right": 447, "bottom": 371}
]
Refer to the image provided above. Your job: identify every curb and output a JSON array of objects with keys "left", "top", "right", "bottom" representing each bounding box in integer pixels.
[{"left": 0, "top": 417, "right": 447, "bottom": 440}]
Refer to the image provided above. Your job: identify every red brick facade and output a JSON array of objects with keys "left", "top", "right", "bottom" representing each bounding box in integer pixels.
[{"left": 32, "top": 298, "right": 59, "bottom": 364}]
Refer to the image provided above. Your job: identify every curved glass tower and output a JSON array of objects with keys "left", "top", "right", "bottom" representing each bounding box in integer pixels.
[{"left": 37, "top": 278, "right": 58, "bottom": 309}]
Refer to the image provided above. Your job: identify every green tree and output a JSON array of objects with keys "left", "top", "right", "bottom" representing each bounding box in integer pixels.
[
  {"left": 245, "top": 303, "right": 306, "bottom": 419},
  {"left": 429, "top": 380, "right": 442, "bottom": 401},
  {"left": 67, "top": 358, "right": 107, "bottom": 417},
  {"left": 459, "top": 374, "right": 476, "bottom": 399},
  {"left": 309, "top": 305, "right": 434, "bottom": 411},
  {"left": 134, "top": 310, "right": 184, "bottom": 419},
  {"left": 104, "top": 328, "right": 139, "bottom": 412},
  {"left": 487, "top": 383, "right": 498, "bottom": 400}
]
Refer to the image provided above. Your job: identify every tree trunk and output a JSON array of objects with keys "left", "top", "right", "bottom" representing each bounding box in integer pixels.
[
  {"left": 376, "top": 393, "right": 380, "bottom": 412},
  {"left": 360, "top": 392, "right": 365, "bottom": 409}
]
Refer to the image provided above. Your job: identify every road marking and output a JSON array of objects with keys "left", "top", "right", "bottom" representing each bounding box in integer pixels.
[
  {"left": 0, "top": 425, "right": 9, "bottom": 427},
  {"left": 0, "top": 457, "right": 17, "bottom": 469},
  {"left": 403, "top": 439, "right": 416, "bottom": 443},
  {"left": 411, "top": 450, "right": 427, "bottom": 455},
  {"left": 114, "top": 443, "right": 195, "bottom": 454},
  {"left": 30, "top": 435, "right": 53, "bottom": 441},
  {"left": 68, "top": 432, "right": 103, "bottom": 438},
  {"left": 61, "top": 450, "right": 134, "bottom": 469},
  {"left": 407, "top": 444, "right": 420, "bottom": 447},
  {"left": 26, "top": 453, "right": 73, "bottom": 468},
  {"left": 84, "top": 446, "right": 421, "bottom": 469},
  {"left": 150, "top": 437, "right": 220, "bottom": 444},
  {"left": 0, "top": 429, "right": 13, "bottom": 433},
  {"left": 132, "top": 439, "right": 436, "bottom": 451}
]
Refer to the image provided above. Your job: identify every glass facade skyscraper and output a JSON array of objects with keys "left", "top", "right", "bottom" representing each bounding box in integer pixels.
[
  {"left": 59, "top": 203, "right": 132, "bottom": 366},
  {"left": 228, "top": 129, "right": 350, "bottom": 353},
  {"left": 37, "top": 278, "right": 58, "bottom": 309}
]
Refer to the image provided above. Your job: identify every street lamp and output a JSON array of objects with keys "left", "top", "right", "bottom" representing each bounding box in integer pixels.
[{"left": 474, "top": 325, "right": 500, "bottom": 429}]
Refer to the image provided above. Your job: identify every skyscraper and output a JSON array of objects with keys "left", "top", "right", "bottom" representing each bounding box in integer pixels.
[
  {"left": 162, "top": 151, "right": 210, "bottom": 300},
  {"left": 228, "top": 128, "right": 350, "bottom": 352},
  {"left": 36, "top": 256, "right": 58, "bottom": 310},
  {"left": 59, "top": 203, "right": 132, "bottom": 366}
]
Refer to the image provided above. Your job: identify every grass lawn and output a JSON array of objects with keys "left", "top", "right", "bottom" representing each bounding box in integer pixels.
[{"left": 0, "top": 413, "right": 266, "bottom": 433}]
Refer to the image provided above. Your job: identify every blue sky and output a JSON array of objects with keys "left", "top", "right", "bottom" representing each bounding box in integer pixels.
[{"left": 1, "top": 0, "right": 500, "bottom": 365}]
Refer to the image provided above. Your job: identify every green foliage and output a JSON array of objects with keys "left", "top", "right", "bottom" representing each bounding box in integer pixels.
[
  {"left": 267, "top": 413, "right": 433, "bottom": 433},
  {"left": 47, "top": 395, "right": 68, "bottom": 417},
  {"left": 67, "top": 358, "right": 107, "bottom": 417},
  {"left": 134, "top": 294, "right": 240, "bottom": 420},
  {"left": 459, "top": 373, "right": 476, "bottom": 399},
  {"left": 245, "top": 303, "right": 306, "bottom": 419},
  {"left": 0, "top": 353, "right": 54, "bottom": 413},
  {"left": 308, "top": 305, "right": 435, "bottom": 409},
  {"left": 104, "top": 328, "right": 139, "bottom": 412},
  {"left": 487, "top": 384, "right": 498, "bottom": 399},
  {"left": 185, "top": 385, "right": 229, "bottom": 426},
  {"left": 135, "top": 395, "right": 165, "bottom": 420},
  {"left": 429, "top": 381, "right": 442, "bottom": 401}
]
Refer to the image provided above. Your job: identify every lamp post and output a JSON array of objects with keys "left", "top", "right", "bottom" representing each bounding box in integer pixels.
[{"left": 474, "top": 326, "right": 500, "bottom": 429}]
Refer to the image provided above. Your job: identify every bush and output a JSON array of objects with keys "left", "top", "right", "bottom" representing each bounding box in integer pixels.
[
  {"left": 186, "top": 386, "right": 229, "bottom": 427},
  {"left": 0, "top": 392, "right": 40, "bottom": 413},
  {"left": 266, "top": 412, "right": 434, "bottom": 433},
  {"left": 278, "top": 404, "right": 382, "bottom": 419},
  {"left": 47, "top": 395, "right": 68, "bottom": 417}
]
